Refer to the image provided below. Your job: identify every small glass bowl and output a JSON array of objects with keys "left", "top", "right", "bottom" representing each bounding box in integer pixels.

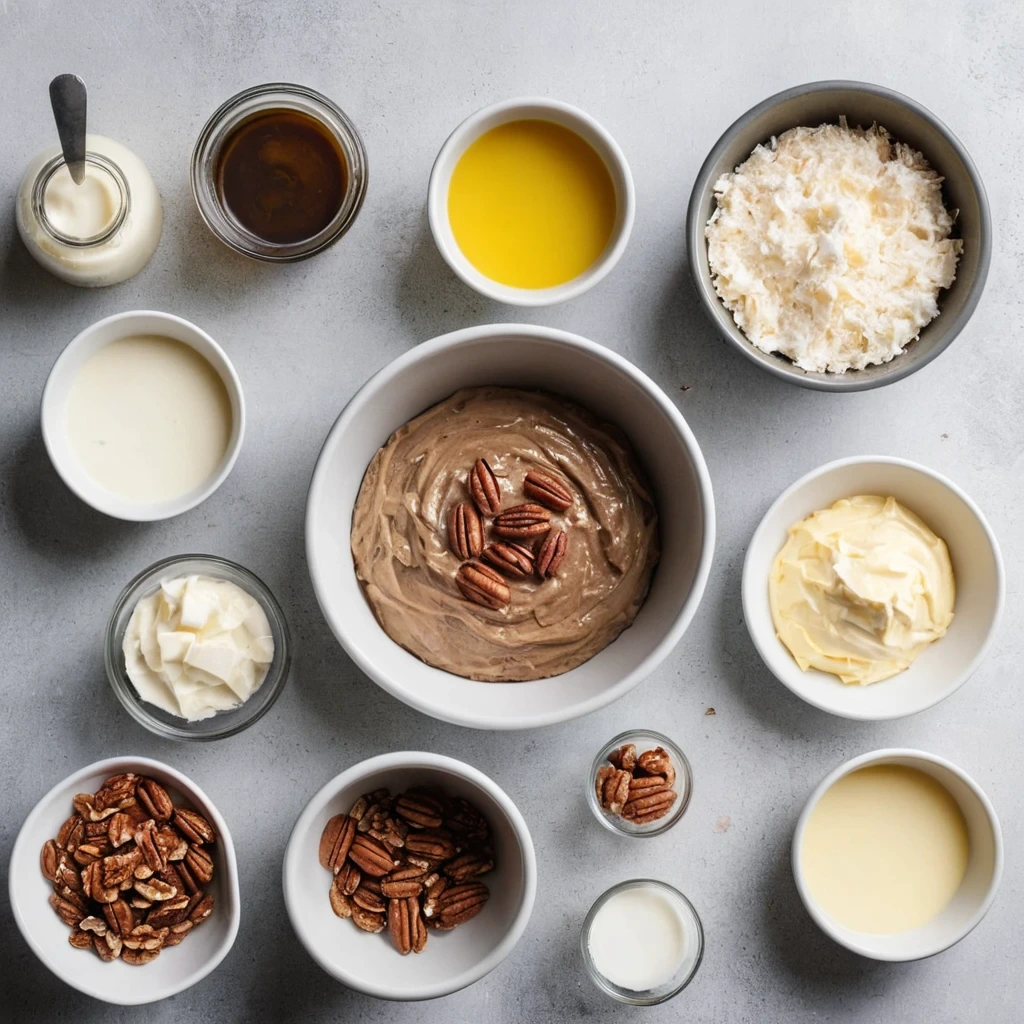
[
  {"left": 581, "top": 879, "right": 704, "bottom": 1005},
  {"left": 105, "top": 554, "right": 292, "bottom": 740},
  {"left": 191, "top": 82, "right": 368, "bottom": 262},
  {"left": 588, "top": 729, "right": 692, "bottom": 837}
]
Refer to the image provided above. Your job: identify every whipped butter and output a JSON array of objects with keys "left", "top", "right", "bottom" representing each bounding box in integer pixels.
[
  {"left": 769, "top": 495, "right": 955, "bottom": 685},
  {"left": 123, "top": 575, "right": 274, "bottom": 721}
]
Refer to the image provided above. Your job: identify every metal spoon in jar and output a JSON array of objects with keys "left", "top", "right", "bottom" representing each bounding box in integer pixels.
[{"left": 49, "top": 74, "right": 87, "bottom": 184}]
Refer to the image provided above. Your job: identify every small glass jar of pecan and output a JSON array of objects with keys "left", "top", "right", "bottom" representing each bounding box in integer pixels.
[
  {"left": 319, "top": 786, "right": 495, "bottom": 955},
  {"left": 41, "top": 772, "right": 217, "bottom": 965},
  {"left": 588, "top": 730, "right": 692, "bottom": 837}
]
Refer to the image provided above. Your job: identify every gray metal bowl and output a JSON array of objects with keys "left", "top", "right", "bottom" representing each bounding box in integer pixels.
[{"left": 686, "top": 81, "right": 990, "bottom": 392}]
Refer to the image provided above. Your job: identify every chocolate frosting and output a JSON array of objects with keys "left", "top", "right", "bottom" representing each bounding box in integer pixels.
[{"left": 351, "top": 387, "right": 660, "bottom": 682}]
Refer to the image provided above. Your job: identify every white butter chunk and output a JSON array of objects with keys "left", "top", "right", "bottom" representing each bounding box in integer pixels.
[{"left": 122, "top": 573, "right": 275, "bottom": 722}]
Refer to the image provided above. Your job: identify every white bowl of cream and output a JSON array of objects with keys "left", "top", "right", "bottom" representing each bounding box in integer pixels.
[
  {"left": 41, "top": 310, "right": 245, "bottom": 521},
  {"left": 742, "top": 456, "right": 1003, "bottom": 720},
  {"left": 793, "top": 749, "right": 1002, "bottom": 961}
]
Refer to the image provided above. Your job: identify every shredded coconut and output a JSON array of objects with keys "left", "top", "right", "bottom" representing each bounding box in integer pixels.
[{"left": 705, "top": 121, "right": 962, "bottom": 374}]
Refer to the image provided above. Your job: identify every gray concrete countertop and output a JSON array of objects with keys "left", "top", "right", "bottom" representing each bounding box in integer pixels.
[{"left": 1, "top": 2, "right": 1021, "bottom": 1021}]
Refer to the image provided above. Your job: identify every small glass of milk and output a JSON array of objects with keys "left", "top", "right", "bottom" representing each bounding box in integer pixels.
[{"left": 581, "top": 879, "right": 704, "bottom": 1004}]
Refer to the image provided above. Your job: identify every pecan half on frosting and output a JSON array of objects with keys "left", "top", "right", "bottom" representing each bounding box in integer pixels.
[
  {"left": 468, "top": 458, "right": 502, "bottom": 516},
  {"left": 455, "top": 561, "right": 511, "bottom": 610},
  {"left": 447, "top": 502, "right": 484, "bottom": 560}
]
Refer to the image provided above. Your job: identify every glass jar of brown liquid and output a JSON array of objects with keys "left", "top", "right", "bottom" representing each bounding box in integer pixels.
[{"left": 191, "top": 83, "right": 367, "bottom": 262}]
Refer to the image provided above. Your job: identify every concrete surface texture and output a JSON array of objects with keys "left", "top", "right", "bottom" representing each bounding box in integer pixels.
[{"left": 1, "top": 1, "right": 1021, "bottom": 1021}]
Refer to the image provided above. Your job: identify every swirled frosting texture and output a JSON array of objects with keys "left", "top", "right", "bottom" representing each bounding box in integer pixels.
[
  {"left": 351, "top": 387, "right": 660, "bottom": 681},
  {"left": 769, "top": 495, "right": 955, "bottom": 685}
]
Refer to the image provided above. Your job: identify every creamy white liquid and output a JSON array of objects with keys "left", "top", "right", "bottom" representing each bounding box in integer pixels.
[
  {"left": 588, "top": 887, "right": 688, "bottom": 992},
  {"left": 801, "top": 765, "right": 970, "bottom": 934},
  {"left": 43, "top": 162, "right": 122, "bottom": 239},
  {"left": 67, "top": 335, "right": 232, "bottom": 503}
]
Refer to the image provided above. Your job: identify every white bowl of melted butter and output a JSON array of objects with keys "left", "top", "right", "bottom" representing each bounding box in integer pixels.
[
  {"left": 793, "top": 749, "right": 1002, "bottom": 961},
  {"left": 42, "top": 310, "right": 244, "bottom": 521},
  {"left": 742, "top": 456, "right": 1003, "bottom": 720}
]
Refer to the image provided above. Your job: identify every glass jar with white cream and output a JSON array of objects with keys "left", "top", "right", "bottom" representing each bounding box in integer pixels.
[
  {"left": 581, "top": 880, "right": 704, "bottom": 1004},
  {"left": 16, "top": 134, "right": 162, "bottom": 286}
]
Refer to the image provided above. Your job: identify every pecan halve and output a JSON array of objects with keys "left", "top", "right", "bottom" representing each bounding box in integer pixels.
[
  {"left": 189, "top": 892, "right": 215, "bottom": 925},
  {"left": 95, "top": 773, "right": 138, "bottom": 811},
  {"left": 468, "top": 458, "right": 501, "bottom": 516},
  {"left": 336, "top": 861, "right": 362, "bottom": 896},
  {"left": 444, "top": 851, "right": 494, "bottom": 882},
  {"left": 136, "top": 778, "right": 174, "bottom": 822},
  {"left": 437, "top": 881, "right": 489, "bottom": 929},
  {"left": 329, "top": 878, "right": 353, "bottom": 918},
  {"left": 41, "top": 840, "right": 59, "bottom": 882},
  {"left": 163, "top": 920, "right": 193, "bottom": 946},
  {"left": 381, "top": 878, "right": 424, "bottom": 899},
  {"left": 352, "top": 884, "right": 387, "bottom": 914},
  {"left": 405, "top": 829, "right": 456, "bottom": 862},
  {"left": 57, "top": 814, "right": 85, "bottom": 851},
  {"left": 608, "top": 743, "right": 637, "bottom": 772},
  {"left": 146, "top": 894, "right": 191, "bottom": 929},
  {"left": 628, "top": 774, "right": 668, "bottom": 798},
  {"left": 103, "top": 848, "right": 142, "bottom": 889},
  {"left": 184, "top": 845, "right": 214, "bottom": 885},
  {"left": 601, "top": 769, "right": 631, "bottom": 815},
  {"left": 622, "top": 788, "right": 677, "bottom": 824},
  {"left": 394, "top": 792, "right": 443, "bottom": 829},
  {"left": 523, "top": 470, "right": 573, "bottom": 512},
  {"left": 348, "top": 834, "right": 397, "bottom": 877},
  {"left": 135, "top": 820, "right": 166, "bottom": 873},
  {"left": 351, "top": 904, "right": 386, "bottom": 933},
  {"left": 173, "top": 808, "right": 216, "bottom": 845},
  {"left": 387, "top": 896, "right": 427, "bottom": 955},
  {"left": 93, "top": 932, "right": 121, "bottom": 961},
  {"left": 49, "top": 892, "right": 86, "bottom": 926},
  {"left": 481, "top": 541, "right": 535, "bottom": 578},
  {"left": 319, "top": 813, "right": 357, "bottom": 873},
  {"left": 107, "top": 812, "right": 135, "bottom": 849},
  {"left": 83, "top": 861, "right": 120, "bottom": 904},
  {"left": 492, "top": 503, "right": 552, "bottom": 540},
  {"left": 73, "top": 793, "right": 117, "bottom": 823},
  {"left": 104, "top": 898, "right": 136, "bottom": 936},
  {"left": 122, "top": 948, "right": 159, "bottom": 966},
  {"left": 155, "top": 826, "right": 188, "bottom": 862},
  {"left": 637, "top": 746, "right": 676, "bottom": 787},
  {"left": 69, "top": 928, "right": 93, "bottom": 949},
  {"left": 535, "top": 529, "right": 568, "bottom": 579},
  {"left": 447, "top": 502, "right": 484, "bottom": 560},
  {"left": 455, "top": 561, "right": 511, "bottom": 610}
]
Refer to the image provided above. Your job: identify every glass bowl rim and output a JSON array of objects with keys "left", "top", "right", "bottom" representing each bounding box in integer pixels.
[
  {"left": 104, "top": 553, "right": 292, "bottom": 741},
  {"left": 580, "top": 877, "right": 705, "bottom": 1004},
  {"left": 587, "top": 728, "right": 693, "bottom": 837}
]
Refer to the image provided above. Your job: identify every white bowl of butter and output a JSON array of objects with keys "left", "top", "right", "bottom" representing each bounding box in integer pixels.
[
  {"left": 742, "top": 456, "right": 1003, "bottom": 720},
  {"left": 41, "top": 310, "right": 245, "bottom": 521},
  {"left": 793, "top": 749, "right": 1002, "bottom": 960}
]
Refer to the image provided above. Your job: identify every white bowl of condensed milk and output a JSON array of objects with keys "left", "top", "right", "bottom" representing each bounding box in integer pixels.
[
  {"left": 793, "top": 749, "right": 1002, "bottom": 961},
  {"left": 42, "top": 310, "right": 245, "bottom": 521}
]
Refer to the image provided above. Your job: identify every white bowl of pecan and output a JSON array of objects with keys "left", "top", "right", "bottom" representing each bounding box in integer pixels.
[
  {"left": 283, "top": 751, "right": 536, "bottom": 1000},
  {"left": 8, "top": 757, "right": 239, "bottom": 1005},
  {"left": 306, "top": 323, "right": 716, "bottom": 729}
]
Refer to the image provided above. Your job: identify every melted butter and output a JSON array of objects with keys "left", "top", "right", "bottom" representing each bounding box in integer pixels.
[
  {"left": 802, "top": 765, "right": 969, "bottom": 934},
  {"left": 447, "top": 120, "right": 616, "bottom": 288}
]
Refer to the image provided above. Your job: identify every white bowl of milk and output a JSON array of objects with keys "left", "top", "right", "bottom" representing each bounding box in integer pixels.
[
  {"left": 793, "top": 749, "right": 1003, "bottom": 961},
  {"left": 42, "top": 310, "right": 245, "bottom": 521}
]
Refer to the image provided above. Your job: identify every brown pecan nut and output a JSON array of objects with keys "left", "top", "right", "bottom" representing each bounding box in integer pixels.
[
  {"left": 608, "top": 743, "right": 638, "bottom": 772},
  {"left": 628, "top": 774, "right": 668, "bottom": 798},
  {"left": 146, "top": 894, "right": 191, "bottom": 929},
  {"left": 637, "top": 746, "right": 676, "bottom": 786},
  {"left": 55, "top": 858, "right": 83, "bottom": 892},
  {"left": 184, "top": 845, "right": 214, "bottom": 885},
  {"left": 107, "top": 812, "right": 135, "bottom": 849},
  {"left": 41, "top": 839, "right": 59, "bottom": 882},
  {"left": 57, "top": 814, "right": 85, "bottom": 851},
  {"left": 444, "top": 851, "right": 494, "bottom": 882},
  {"left": 421, "top": 875, "right": 449, "bottom": 921},
  {"left": 103, "top": 848, "right": 142, "bottom": 889},
  {"left": 173, "top": 808, "right": 216, "bottom": 845},
  {"left": 523, "top": 470, "right": 573, "bottom": 511},
  {"left": 387, "top": 896, "right": 427, "bottom": 955},
  {"left": 348, "top": 789, "right": 388, "bottom": 823},
  {"left": 469, "top": 458, "right": 502, "bottom": 516},
  {"left": 73, "top": 793, "right": 117, "bottom": 823},
  {"left": 352, "top": 884, "right": 387, "bottom": 914},
  {"left": 622, "top": 788, "right": 677, "bottom": 824},
  {"left": 136, "top": 779, "right": 174, "bottom": 822},
  {"left": 448, "top": 502, "right": 484, "bottom": 560},
  {"left": 134, "top": 877, "right": 177, "bottom": 902},
  {"left": 481, "top": 541, "right": 535, "bottom": 578},
  {"left": 96, "top": 773, "right": 138, "bottom": 812},
  {"left": 405, "top": 829, "right": 456, "bottom": 862},
  {"left": 492, "top": 503, "right": 552, "bottom": 539},
  {"left": 329, "top": 878, "right": 353, "bottom": 918},
  {"left": 69, "top": 928, "right": 93, "bottom": 950},
  {"left": 600, "top": 768, "right": 631, "bottom": 815},
  {"left": 437, "top": 881, "right": 489, "bottom": 929},
  {"left": 78, "top": 915, "right": 107, "bottom": 935},
  {"left": 53, "top": 883, "right": 88, "bottom": 913},
  {"left": 319, "top": 813, "right": 357, "bottom": 873},
  {"left": 336, "top": 862, "right": 362, "bottom": 897},
  {"left": 348, "top": 834, "right": 398, "bottom": 877},
  {"left": 49, "top": 892, "right": 86, "bottom": 926},
  {"left": 122, "top": 948, "right": 160, "bottom": 966},
  {"left": 455, "top": 561, "right": 511, "bottom": 610},
  {"left": 82, "top": 861, "right": 120, "bottom": 904},
  {"left": 535, "top": 529, "right": 568, "bottom": 579},
  {"left": 189, "top": 893, "right": 215, "bottom": 926},
  {"left": 93, "top": 933, "right": 121, "bottom": 961},
  {"left": 134, "top": 820, "right": 166, "bottom": 873},
  {"left": 381, "top": 878, "right": 424, "bottom": 899},
  {"left": 394, "top": 792, "right": 444, "bottom": 829},
  {"left": 123, "top": 924, "right": 168, "bottom": 951},
  {"left": 163, "top": 920, "right": 193, "bottom": 946},
  {"left": 73, "top": 844, "right": 106, "bottom": 867},
  {"left": 155, "top": 826, "right": 188, "bottom": 862},
  {"left": 351, "top": 904, "right": 386, "bottom": 933},
  {"left": 104, "top": 898, "right": 136, "bottom": 936}
]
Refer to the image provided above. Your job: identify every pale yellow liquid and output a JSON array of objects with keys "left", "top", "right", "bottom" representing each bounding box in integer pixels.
[
  {"left": 447, "top": 119, "right": 616, "bottom": 289},
  {"left": 801, "top": 765, "right": 969, "bottom": 934},
  {"left": 67, "top": 335, "right": 232, "bottom": 502}
]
